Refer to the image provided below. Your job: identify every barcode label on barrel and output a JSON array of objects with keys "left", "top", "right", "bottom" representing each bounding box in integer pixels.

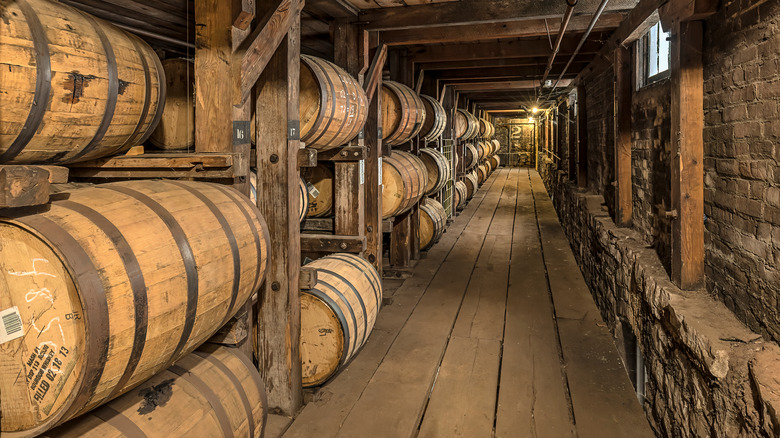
[
  {"left": 359, "top": 160, "right": 365, "bottom": 185},
  {"left": 307, "top": 182, "right": 320, "bottom": 198},
  {"left": 0, "top": 307, "right": 24, "bottom": 344}
]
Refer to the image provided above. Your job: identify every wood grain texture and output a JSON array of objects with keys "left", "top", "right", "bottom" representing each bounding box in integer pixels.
[
  {"left": 381, "top": 81, "right": 425, "bottom": 146},
  {"left": 46, "top": 345, "right": 267, "bottom": 438},
  {"left": 300, "top": 253, "right": 381, "bottom": 386},
  {"left": 614, "top": 46, "right": 633, "bottom": 227},
  {"left": 418, "top": 95, "right": 447, "bottom": 143},
  {"left": 149, "top": 59, "right": 194, "bottom": 151},
  {"left": 418, "top": 198, "right": 446, "bottom": 250},
  {"left": 0, "top": 180, "right": 268, "bottom": 436},
  {"left": 419, "top": 148, "right": 451, "bottom": 196},
  {"left": 0, "top": 165, "right": 50, "bottom": 208},
  {"left": 381, "top": 150, "right": 428, "bottom": 219},
  {"left": 0, "top": 0, "right": 164, "bottom": 164}
]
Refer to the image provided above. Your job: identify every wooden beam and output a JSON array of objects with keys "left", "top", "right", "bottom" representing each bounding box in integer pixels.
[
  {"left": 452, "top": 80, "right": 573, "bottom": 91},
  {"left": 364, "top": 67, "right": 383, "bottom": 275},
  {"left": 614, "top": 46, "right": 632, "bottom": 227},
  {"left": 417, "top": 56, "right": 590, "bottom": 71},
  {"left": 390, "top": 210, "right": 412, "bottom": 269},
  {"left": 236, "top": 0, "right": 303, "bottom": 103},
  {"left": 255, "top": 2, "right": 303, "bottom": 414},
  {"left": 431, "top": 65, "right": 587, "bottom": 81},
  {"left": 300, "top": 234, "right": 367, "bottom": 253},
  {"left": 298, "top": 266, "right": 319, "bottom": 290},
  {"left": 364, "top": 45, "right": 388, "bottom": 104},
  {"left": 670, "top": 19, "right": 705, "bottom": 290},
  {"left": 305, "top": 0, "right": 358, "bottom": 18},
  {"left": 381, "top": 13, "right": 626, "bottom": 46},
  {"left": 409, "top": 38, "right": 603, "bottom": 64},
  {"left": 576, "top": 84, "right": 588, "bottom": 188},
  {"left": 359, "top": 0, "right": 640, "bottom": 31},
  {"left": 659, "top": 0, "right": 718, "bottom": 29},
  {"left": 0, "top": 166, "right": 50, "bottom": 209}
]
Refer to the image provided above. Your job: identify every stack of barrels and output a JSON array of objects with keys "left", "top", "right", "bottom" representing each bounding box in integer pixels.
[{"left": 0, "top": 2, "right": 277, "bottom": 436}]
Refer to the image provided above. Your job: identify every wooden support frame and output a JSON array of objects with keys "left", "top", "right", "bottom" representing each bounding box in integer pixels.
[
  {"left": 254, "top": 0, "right": 303, "bottom": 414},
  {"left": 364, "top": 45, "right": 385, "bottom": 275},
  {"left": 577, "top": 84, "right": 588, "bottom": 188},
  {"left": 67, "top": 154, "right": 236, "bottom": 179},
  {"left": 301, "top": 234, "right": 367, "bottom": 253},
  {"left": 670, "top": 20, "right": 705, "bottom": 290},
  {"left": 614, "top": 46, "right": 633, "bottom": 227}
]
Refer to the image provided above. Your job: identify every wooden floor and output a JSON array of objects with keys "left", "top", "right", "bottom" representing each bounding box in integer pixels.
[{"left": 271, "top": 168, "right": 655, "bottom": 438}]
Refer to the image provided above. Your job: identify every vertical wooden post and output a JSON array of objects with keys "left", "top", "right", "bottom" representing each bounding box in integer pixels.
[
  {"left": 255, "top": 2, "right": 302, "bottom": 415},
  {"left": 614, "top": 45, "right": 633, "bottom": 226},
  {"left": 577, "top": 84, "right": 588, "bottom": 188},
  {"left": 568, "top": 99, "right": 577, "bottom": 179},
  {"left": 334, "top": 20, "right": 365, "bottom": 238},
  {"left": 364, "top": 70, "right": 383, "bottom": 276},
  {"left": 232, "top": 0, "right": 255, "bottom": 198},
  {"left": 670, "top": 20, "right": 705, "bottom": 290},
  {"left": 390, "top": 210, "right": 412, "bottom": 267}
]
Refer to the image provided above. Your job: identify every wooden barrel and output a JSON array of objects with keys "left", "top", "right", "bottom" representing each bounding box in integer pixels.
[
  {"left": 301, "top": 253, "right": 382, "bottom": 386},
  {"left": 454, "top": 181, "right": 468, "bottom": 210},
  {"left": 453, "top": 186, "right": 461, "bottom": 210},
  {"left": 477, "top": 141, "right": 490, "bottom": 161},
  {"left": 149, "top": 59, "right": 194, "bottom": 150},
  {"left": 491, "top": 139, "right": 501, "bottom": 154},
  {"left": 418, "top": 95, "right": 446, "bottom": 143},
  {"left": 490, "top": 154, "right": 500, "bottom": 170},
  {"left": 43, "top": 345, "right": 267, "bottom": 438},
  {"left": 302, "top": 163, "right": 334, "bottom": 218},
  {"left": 0, "top": 0, "right": 165, "bottom": 164},
  {"left": 455, "top": 110, "right": 478, "bottom": 140},
  {"left": 464, "top": 143, "right": 479, "bottom": 169},
  {"left": 485, "top": 159, "right": 494, "bottom": 174},
  {"left": 419, "top": 148, "right": 451, "bottom": 196},
  {"left": 463, "top": 172, "right": 478, "bottom": 199},
  {"left": 419, "top": 198, "right": 447, "bottom": 250},
  {"left": 382, "top": 81, "right": 425, "bottom": 146},
  {"left": 382, "top": 150, "right": 428, "bottom": 219},
  {"left": 479, "top": 118, "right": 495, "bottom": 138},
  {"left": 250, "top": 170, "right": 308, "bottom": 223},
  {"left": 0, "top": 180, "right": 269, "bottom": 436},
  {"left": 477, "top": 163, "right": 488, "bottom": 184},
  {"left": 300, "top": 55, "right": 368, "bottom": 151}
]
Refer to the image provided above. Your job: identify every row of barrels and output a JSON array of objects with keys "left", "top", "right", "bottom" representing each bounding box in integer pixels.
[{"left": 455, "top": 110, "right": 496, "bottom": 141}]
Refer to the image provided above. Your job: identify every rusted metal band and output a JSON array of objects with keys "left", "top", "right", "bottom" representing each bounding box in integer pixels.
[
  {"left": 103, "top": 185, "right": 198, "bottom": 365},
  {"left": 194, "top": 351, "right": 256, "bottom": 438},
  {"left": 15, "top": 214, "right": 110, "bottom": 418},
  {"left": 92, "top": 405, "right": 148, "bottom": 438},
  {"left": 56, "top": 200, "right": 149, "bottom": 402},
  {"left": 166, "top": 182, "right": 242, "bottom": 324},
  {"left": 67, "top": 12, "right": 119, "bottom": 163},
  {"left": 327, "top": 254, "right": 381, "bottom": 316},
  {"left": 123, "top": 35, "right": 153, "bottom": 148},
  {"left": 136, "top": 45, "right": 167, "bottom": 145},
  {"left": 1, "top": 0, "right": 52, "bottom": 163},
  {"left": 210, "top": 184, "right": 266, "bottom": 294},
  {"left": 169, "top": 365, "right": 233, "bottom": 437}
]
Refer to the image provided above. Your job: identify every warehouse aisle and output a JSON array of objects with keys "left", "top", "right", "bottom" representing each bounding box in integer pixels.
[{"left": 274, "top": 168, "right": 654, "bottom": 438}]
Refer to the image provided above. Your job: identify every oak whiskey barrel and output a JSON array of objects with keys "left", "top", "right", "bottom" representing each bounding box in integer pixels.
[
  {"left": 419, "top": 198, "right": 447, "bottom": 250},
  {"left": 149, "top": 59, "right": 194, "bottom": 151},
  {"left": 419, "top": 148, "right": 451, "bottom": 196},
  {"left": 44, "top": 345, "right": 267, "bottom": 438},
  {"left": 455, "top": 110, "right": 478, "bottom": 140},
  {"left": 490, "top": 154, "right": 500, "bottom": 170},
  {"left": 0, "top": 0, "right": 165, "bottom": 164},
  {"left": 0, "top": 180, "right": 269, "bottom": 436},
  {"left": 300, "top": 55, "right": 368, "bottom": 151},
  {"left": 464, "top": 143, "right": 479, "bottom": 169},
  {"left": 302, "top": 163, "right": 334, "bottom": 218},
  {"left": 491, "top": 139, "right": 501, "bottom": 154},
  {"left": 479, "top": 118, "right": 495, "bottom": 138},
  {"left": 381, "top": 150, "right": 428, "bottom": 219},
  {"left": 463, "top": 172, "right": 478, "bottom": 199},
  {"left": 454, "top": 181, "right": 468, "bottom": 210},
  {"left": 301, "top": 253, "right": 382, "bottom": 386},
  {"left": 477, "top": 163, "right": 488, "bottom": 184},
  {"left": 381, "top": 81, "right": 425, "bottom": 146},
  {"left": 250, "top": 170, "right": 308, "bottom": 223},
  {"left": 418, "top": 95, "right": 446, "bottom": 143}
]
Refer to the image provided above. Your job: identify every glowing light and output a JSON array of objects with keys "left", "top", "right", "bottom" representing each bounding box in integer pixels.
[
  {"left": 529, "top": 117, "right": 534, "bottom": 122},
  {"left": 532, "top": 107, "right": 539, "bottom": 114}
]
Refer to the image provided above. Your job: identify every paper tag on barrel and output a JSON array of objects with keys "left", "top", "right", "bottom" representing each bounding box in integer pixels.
[{"left": 0, "top": 306, "right": 24, "bottom": 344}]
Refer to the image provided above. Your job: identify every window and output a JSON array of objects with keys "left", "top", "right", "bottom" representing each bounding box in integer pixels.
[{"left": 637, "top": 21, "right": 671, "bottom": 87}]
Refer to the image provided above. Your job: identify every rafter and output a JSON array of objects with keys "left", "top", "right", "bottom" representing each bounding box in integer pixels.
[{"left": 408, "top": 37, "right": 605, "bottom": 63}]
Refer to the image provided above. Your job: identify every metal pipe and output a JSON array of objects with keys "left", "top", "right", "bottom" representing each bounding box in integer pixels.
[
  {"left": 113, "top": 23, "right": 196, "bottom": 49},
  {"left": 547, "top": 0, "right": 610, "bottom": 99},
  {"left": 540, "top": 0, "right": 578, "bottom": 86}
]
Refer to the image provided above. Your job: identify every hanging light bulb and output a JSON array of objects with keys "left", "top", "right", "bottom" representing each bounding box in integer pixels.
[{"left": 532, "top": 107, "right": 539, "bottom": 114}]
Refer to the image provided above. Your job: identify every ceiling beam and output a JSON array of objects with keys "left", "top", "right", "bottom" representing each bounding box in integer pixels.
[
  {"left": 451, "top": 79, "right": 573, "bottom": 90},
  {"left": 305, "top": 0, "right": 359, "bottom": 18},
  {"left": 408, "top": 37, "right": 605, "bottom": 63},
  {"left": 416, "top": 55, "right": 596, "bottom": 70},
  {"left": 359, "top": 0, "right": 640, "bottom": 31},
  {"left": 428, "top": 65, "right": 586, "bottom": 80},
  {"left": 380, "top": 12, "right": 625, "bottom": 46}
]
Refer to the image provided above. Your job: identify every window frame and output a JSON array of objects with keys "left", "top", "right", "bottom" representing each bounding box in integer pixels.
[{"left": 636, "top": 21, "right": 671, "bottom": 88}]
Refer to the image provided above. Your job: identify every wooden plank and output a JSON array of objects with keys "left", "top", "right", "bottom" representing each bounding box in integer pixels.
[
  {"left": 283, "top": 167, "right": 502, "bottom": 438},
  {"left": 658, "top": 0, "right": 718, "bottom": 29},
  {"left": 670, "top": 20, "right": 705, "bottom": 290},
  {"left": 301, "top": 217, "right": 334, "bottom": 232},
  {"left": 496, "top": 168, "right": 575, "bottom": 438},
  {"left": 359, "top": 0, "right": 639, "bottom": 31},
  {"left": 364, "top": 45, "right": 388, "bottom": 104},
  {"left": 614, "top": 46, "right": 633, "bottom": 226},
  {"left": 577, "top": 84, "right": 588, "bottom": 187},
  {"left": 390, "top": 209, "right": 412, "bottom": 268},
  {"left": 383, "top": 13, "right": 625, "bottom": 46},
  {"left": 317, "top": 146, "right": 365, "bottom": 161},
  {"left": 254, "top": 5, "right": 303, "bottom": 415},
  {"left": 451, "top": 80, "right": 573, "bottom": 91},
  {"left": 0, "top": 166, "right": 50, "bottom": 209},
  {"left": 195, "top": 0, "right": 234, "bottom": 153},
  {"left": 297, "top": 147, "right": 318, "bottom": 167},
  {"left": 298, "top": 266, "right": 318, "bottom": 290},
  {"left": 37, "top": 166, "right": 69, "bottom": 184},
  {"left": 335, "top": 170, "right": 511, "bottom": 438},
  {"left": 364, "top": 71, "right": 383, "bottom": 274},
  {"left": 68, "top": 153, "right": 234, "bottom": 168},
  {"left": 409, "top": 39, "right": 603, "bottom": 64},
  {"left": 300, "top": 234, "right": 367, "bottom": 253},
  {"left": 237, "top": 0, "right": 303, "bottom": 103},
  {"left": 529, "top": 171, "right": 654, "bottom": 438}
]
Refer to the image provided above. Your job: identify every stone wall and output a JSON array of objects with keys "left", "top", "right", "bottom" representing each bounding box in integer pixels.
[
  {"left": 702, "top": 0, "right": 780, "bottom": 343},
  {"left": 540, "top": 162, "right": 780, "bottom": 438},
  {"left": 584, "top": 67, "right": 616, "bottom": 216}
]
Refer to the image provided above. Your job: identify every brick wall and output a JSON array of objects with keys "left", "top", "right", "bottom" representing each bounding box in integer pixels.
[{"left": 703, "top": 0, "right": 780, "bottom": 342}]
